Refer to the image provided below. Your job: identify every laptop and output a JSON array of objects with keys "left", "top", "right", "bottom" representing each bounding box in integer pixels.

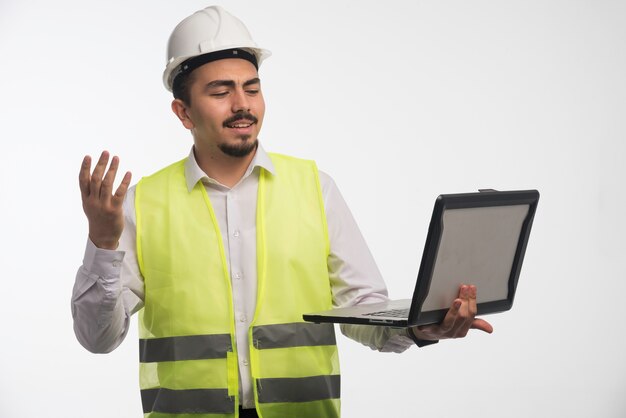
[{"left": 303, "top": 189, "right": 539, "bottom": 328}]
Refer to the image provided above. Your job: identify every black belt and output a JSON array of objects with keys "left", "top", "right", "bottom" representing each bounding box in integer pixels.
[{"left": 239, "top": 406, "right": 259, "bottom": 418}]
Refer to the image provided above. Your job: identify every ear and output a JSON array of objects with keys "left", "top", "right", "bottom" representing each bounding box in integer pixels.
[{"left": 171, "top": 99, "right": 194, "bottom": 130}]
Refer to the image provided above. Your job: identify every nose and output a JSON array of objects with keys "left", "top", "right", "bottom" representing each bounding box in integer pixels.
[{"left": 231, "top": 88, "right": 250, "bottom": 113}]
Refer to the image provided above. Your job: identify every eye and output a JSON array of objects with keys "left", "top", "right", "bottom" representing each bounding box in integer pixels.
[
  {"left": 246, "top": 89, "right": 259, "bottom": 96},
  {"left": 210, "top": 91, "right": 229, "bottom": 97}
]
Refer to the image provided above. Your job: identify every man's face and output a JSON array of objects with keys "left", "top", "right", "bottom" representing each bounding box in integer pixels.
[{"left": 176, "top": 58, "right": 265, "bottom": 158}]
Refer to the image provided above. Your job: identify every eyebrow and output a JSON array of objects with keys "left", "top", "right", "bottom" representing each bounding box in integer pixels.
[
  {"left": 243, "top": 77, "right": 261, "bottom": 87},
  {"left": 204, "top": 77, "right": 261, "bottom": 90}
]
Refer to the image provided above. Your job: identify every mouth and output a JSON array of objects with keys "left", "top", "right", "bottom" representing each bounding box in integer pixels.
[
  {"left": 223, "top": 112, "right": 258, "bottom": 130},
  {"left": 225, "top": 120, "right": 255, "bottom": 129}
]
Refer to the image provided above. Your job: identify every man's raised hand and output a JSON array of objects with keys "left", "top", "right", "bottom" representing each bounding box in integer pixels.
[{"left": 79, "top": 151, "right": 132, "bottom": 250}]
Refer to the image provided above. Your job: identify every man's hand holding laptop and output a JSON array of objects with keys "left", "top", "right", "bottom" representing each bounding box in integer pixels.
[{"left": 410, "top": 285, "right": 494, "bottom": 341}]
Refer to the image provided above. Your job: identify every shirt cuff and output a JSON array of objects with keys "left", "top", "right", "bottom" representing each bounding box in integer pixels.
[
  {"left": 379, "top": 328, "right": 417, "bottom": 352},
  {"left": 83, "top": 238, "right": 125, "bottom": 278}
]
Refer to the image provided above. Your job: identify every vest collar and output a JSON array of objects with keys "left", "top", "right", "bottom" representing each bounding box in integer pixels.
[{"left": 184, "top": 144, "right": 276, "bottom": 192}]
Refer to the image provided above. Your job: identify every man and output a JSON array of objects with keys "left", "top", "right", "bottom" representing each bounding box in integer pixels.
[{"left": 72, "top": 6, "right": 492, "bottom": 418}]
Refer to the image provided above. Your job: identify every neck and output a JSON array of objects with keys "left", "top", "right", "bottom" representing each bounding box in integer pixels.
[{"left": 193, "top": 144, "right": 257, "bottom": 188}]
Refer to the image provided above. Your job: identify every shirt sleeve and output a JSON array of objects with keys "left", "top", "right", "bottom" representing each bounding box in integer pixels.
[
  {"left": 71, "top": 187, "right": 144, "bottom": 353},
  {"left": 318, "top": 171, "right": 415, "bottom": 352}
]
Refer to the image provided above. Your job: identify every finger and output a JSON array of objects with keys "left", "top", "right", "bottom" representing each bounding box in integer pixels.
[
  {"left": 471, "top": 318, "right": 494, "bottom": 334},
  {"left": 451, "top": 298, "right": 473, "bottom": 338},
  {"left": 89, "top": 151, "right": 110, "bottom": 199},
  {"left": 449, "top": 286, "right": 474, "bottom": 338},
  {"left": 439, "top": 299, "right": 462, "bottom": 334},
  {"left": 79, "top": 155, "right": 92, "bottom": 198},
  {"left": 112, "top": 171, "right": 132, "bottom": 208},
  {"left": 459, "top": 284, "right": 471, "bottom": 301},
  {"left": 100, "top": 155, "right": 120, "bottom": 201},
  {"left": 468, "top": 285, "right": 478, "bottom": 317},
  {"left": 453, "top": 286, "right": 478, "bottom": 338}
]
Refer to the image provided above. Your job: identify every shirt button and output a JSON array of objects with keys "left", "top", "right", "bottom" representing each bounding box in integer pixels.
[
  {"left": 242, "top": 359, "right": 249, "bottom": 366},
  {"left": 234, "top": 272, "right": 242, "bottom": 280},
  {"left": 233, "top": 230, "right": 240, "bottom": 237},
  {"left": 112, "top": 260, "right": 121, "bottom": 268},
  {"left": 239, "top": 315, "right": 246, "bottom": 323}
]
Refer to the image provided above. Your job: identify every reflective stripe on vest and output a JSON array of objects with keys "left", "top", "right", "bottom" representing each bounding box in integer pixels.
[
  {"left": 139, "top": 334, "right": 232, "bottom": 362},
  {"left": 252, "top": 322, "right": 339, "bottom": 407},
  {"left": 141, "top": 388, "right": 234, "bottom": 414},
  {"left": 252, "top": 322, "right": 336, "bottom": 349},
  {"left": 136, "top": 154, "right": 340, "bottom": 418},
  {"left": 257, "top": 375, "right": 341, "bottom": 404}
]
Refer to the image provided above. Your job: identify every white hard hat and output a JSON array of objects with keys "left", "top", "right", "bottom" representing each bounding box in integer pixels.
[{"left": 163, "top": 5, "right": 271, "bottom": 92}]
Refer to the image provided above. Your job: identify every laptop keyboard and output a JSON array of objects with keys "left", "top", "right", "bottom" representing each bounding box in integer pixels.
[{"left": 364, "top": 308, "right": 409, "bottom": 318}]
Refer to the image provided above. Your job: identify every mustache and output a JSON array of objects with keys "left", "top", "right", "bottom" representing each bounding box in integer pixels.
[{"left": 223, "top": 112, "right": 258, "bottom": 127}]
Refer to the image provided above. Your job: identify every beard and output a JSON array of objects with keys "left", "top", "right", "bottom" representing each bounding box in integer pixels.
[
  {"left": 218, "top": 137, "right": 259, "bottom": 157},
  {"left": 219, "top": 111, "right": 260, "bottom": 157}
]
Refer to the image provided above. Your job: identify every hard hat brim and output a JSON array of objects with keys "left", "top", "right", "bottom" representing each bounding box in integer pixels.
[{"left": 163, "top": 47, "right": 271, "bottom": 92}]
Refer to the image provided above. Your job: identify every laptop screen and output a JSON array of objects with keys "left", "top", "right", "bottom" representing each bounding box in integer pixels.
[{"left": 421, "top": 204, "right": 530, "bottom": 312}]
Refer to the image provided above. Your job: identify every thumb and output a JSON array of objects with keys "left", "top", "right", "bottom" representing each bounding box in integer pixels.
[{"left": 471, "top": 318, "right": 494, "bottom": 334}]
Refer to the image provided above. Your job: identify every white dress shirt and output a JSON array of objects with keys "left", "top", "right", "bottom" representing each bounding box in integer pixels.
[{"left": 72, "top": 145, "right": 414, "bottom": 408}]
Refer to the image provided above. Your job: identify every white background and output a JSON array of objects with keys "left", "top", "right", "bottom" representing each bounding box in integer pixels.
[{"left": 1, "top": 0, "right": 625, "bottom": 417}]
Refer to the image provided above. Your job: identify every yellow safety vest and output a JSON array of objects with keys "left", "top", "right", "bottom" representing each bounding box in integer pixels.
[{"left": 135, "top": 153, "right": 341, "bottom": 418}]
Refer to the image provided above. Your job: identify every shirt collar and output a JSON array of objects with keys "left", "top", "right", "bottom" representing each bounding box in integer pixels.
[{"left": 184, "top": 144, "right": 275, "bottom": 192}]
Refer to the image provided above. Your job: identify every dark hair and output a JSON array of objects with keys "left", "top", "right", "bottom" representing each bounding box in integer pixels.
[{"left": 172, "top": 70, "right": 195, "bottom": 105}]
